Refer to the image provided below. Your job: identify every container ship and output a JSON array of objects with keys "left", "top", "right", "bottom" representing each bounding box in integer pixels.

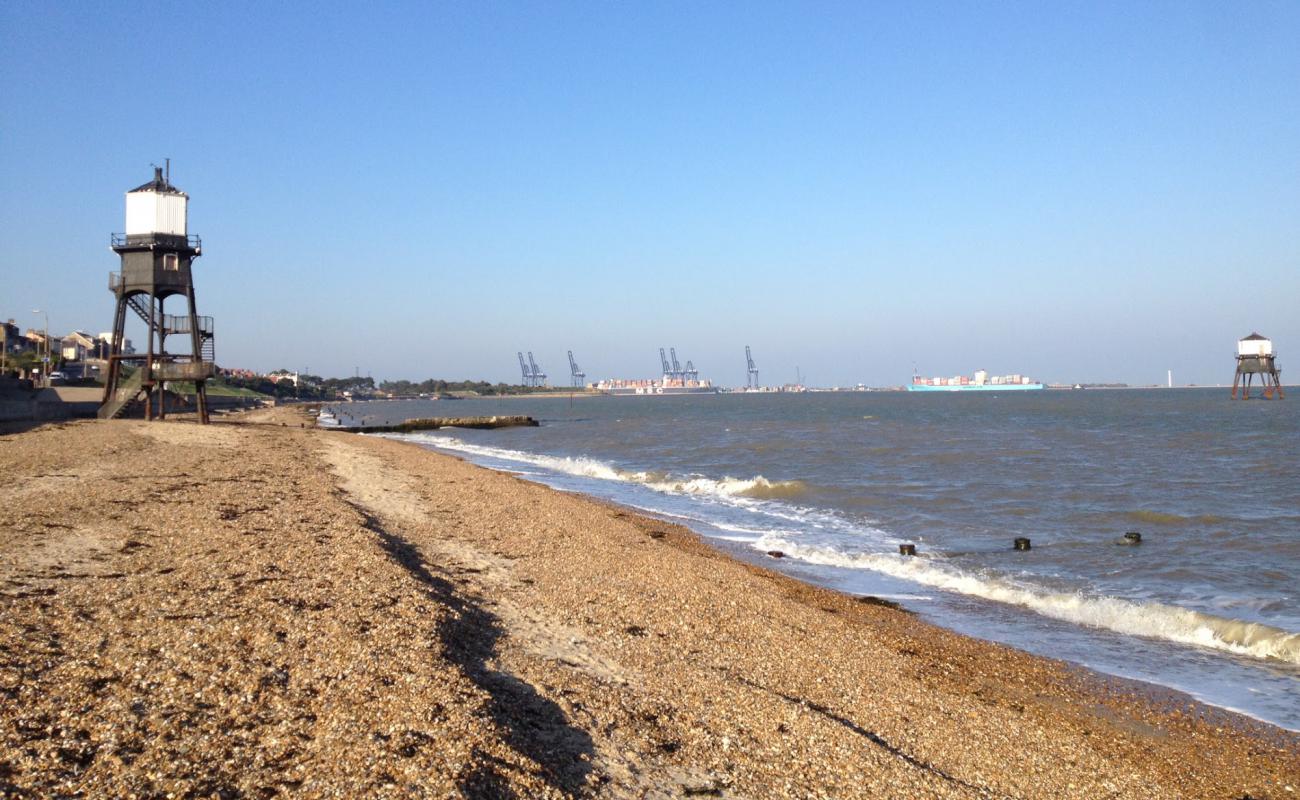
[
  {"left": 594, "top": 376, "right": 719, "bottom": 396},
  {"left": 908, "top": 369, "right": 1044, "bottom": 392}
]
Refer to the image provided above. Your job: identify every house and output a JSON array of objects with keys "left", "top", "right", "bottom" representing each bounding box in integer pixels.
[
  {"left": 61, "top": 331, "right": 99, "bottom": 362},
  {"left": 265, "top": 370, "right": 302, "bottom": 388},
  {"left": 96, "top": 332, "right": 134, "bottom": 356},
  {"left": 24, "top": 329, "right": 52, "bottom": 352},
  {"left": 1, "top": 320, "right": 22, "bottom": 353}
]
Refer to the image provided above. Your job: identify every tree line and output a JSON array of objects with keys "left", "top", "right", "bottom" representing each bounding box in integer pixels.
[{"left": 376, "top": 378, "right": 556, "bottom": 396}]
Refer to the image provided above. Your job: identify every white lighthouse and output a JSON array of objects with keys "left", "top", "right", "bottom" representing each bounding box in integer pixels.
[{"left": 1231, "top": 333, "right": 1283, "bottom": 400}]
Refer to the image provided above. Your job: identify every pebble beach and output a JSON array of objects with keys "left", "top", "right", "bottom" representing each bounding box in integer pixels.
[{"left": 2, "top": 408, "right": 1297, "bottom": 798}]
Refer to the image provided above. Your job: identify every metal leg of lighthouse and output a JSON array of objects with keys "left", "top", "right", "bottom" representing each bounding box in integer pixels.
[
  {"left": 102, "top": 294, "right": 128, "bottom": 408},
  {"left": 158, "top": 295, "right": 168, "bottom": 420},
  {"left": 185, "top": 286, "right": 210, "bottom": 424},
  {"left": 145, "top": 292, "right": 156, "bottom": 420}
]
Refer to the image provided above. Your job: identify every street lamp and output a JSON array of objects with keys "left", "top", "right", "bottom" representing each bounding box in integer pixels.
[{"left": 31, "top": 309, "right": 49, "bottom": 386}]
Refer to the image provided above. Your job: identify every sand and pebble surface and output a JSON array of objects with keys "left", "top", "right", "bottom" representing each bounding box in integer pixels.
[{"left": 1, "top": 408, "right": 1296, "bottom": 798}]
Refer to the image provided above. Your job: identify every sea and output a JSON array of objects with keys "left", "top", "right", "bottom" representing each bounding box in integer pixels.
[{"left": 327, "top": 389, "right": 1300, "bottom": 731}]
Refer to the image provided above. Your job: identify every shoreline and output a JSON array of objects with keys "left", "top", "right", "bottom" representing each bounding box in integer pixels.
[
  {"left": 2, "top": 410, "right": 1296, "bottom": 797},
  {"left": 385, "top": 427, "right": 1300, "bottom": 737},
  {"left": 323, "top": 410, "right": 1300, "bottom": 755}
]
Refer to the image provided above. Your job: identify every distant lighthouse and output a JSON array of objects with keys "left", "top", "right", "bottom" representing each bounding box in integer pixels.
[{"left": 1231, "top": 333, "right": 1283, "bottom": 400}]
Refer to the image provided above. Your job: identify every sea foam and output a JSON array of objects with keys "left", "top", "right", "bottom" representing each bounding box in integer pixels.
[
  {"left": 752, "top": 535, "right": 1300, "bottom": 665},
  {"left": 394, "top": 432, "right": 807, "bottom": 501}
]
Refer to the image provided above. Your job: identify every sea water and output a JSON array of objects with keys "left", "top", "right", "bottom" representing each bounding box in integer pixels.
[{"left": 338, "top": 389, "right": 1299, "bottom": 730}]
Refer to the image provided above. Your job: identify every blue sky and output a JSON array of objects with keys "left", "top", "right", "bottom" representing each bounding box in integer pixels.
[{"left": 2, "top": 1, "right": 1297, "bottom": 386}]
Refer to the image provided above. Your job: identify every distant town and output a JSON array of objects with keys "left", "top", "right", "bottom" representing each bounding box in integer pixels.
[{"left": 1, "top": 318, "right": 584, "bottom": 401}]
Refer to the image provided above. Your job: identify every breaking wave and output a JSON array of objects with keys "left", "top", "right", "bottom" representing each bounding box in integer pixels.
[
  {"left": 752, "top": 535, "right": 1300, "bottom": 665},
  {"left": 389, "top": 432, "right": 808, "bottom": 502},
  {"left": 642, "top": 475, "right": 809, "bottom": 500}
]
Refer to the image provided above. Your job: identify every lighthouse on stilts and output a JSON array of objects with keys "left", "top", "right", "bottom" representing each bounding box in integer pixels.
[
  {"left": 1231, "top": 333, "right": 1283, "bottom": 400},
  {"left": 99, "top": 166, "right": 216, "bottom": 422}
]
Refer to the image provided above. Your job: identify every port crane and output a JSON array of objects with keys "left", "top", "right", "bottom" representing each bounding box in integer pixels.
[
  {"left": 659, "top": 348, "right": 673, "bottom": 378},
  {"left": 567, "top": 350, "right": 585, "bottom": 387},
  {"left": 517, "top": 352, "right": 532, "bottom": 387},
  {"left": 527, "top": 352, "right": 546, "bottom": 387},
  {"left": 685, "top": 360, "right": 698, "bottom": 381},
  {"left": 745, "top": 345, "right": 759, "bottom": 388},
  {"left": 669, "top": 348, "right": 684, "bottom": 380}
]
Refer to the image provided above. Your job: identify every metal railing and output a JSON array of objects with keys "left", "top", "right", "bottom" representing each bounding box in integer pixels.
[
  {"left": 110, "top": 233, "right": 201, "bottom": 251},
  {"left": 162, "top": 314, "right": 214, "bottom": 335},
  {"left": 108, "top": 272, "right": 121, "bottom": 292}
]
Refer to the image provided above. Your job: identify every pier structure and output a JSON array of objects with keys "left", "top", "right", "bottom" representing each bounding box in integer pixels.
[
  {"left": 100, "top": 166, "right": 215, "bottom": 422},
  {"left": 1231, "top": 333, "right": 1283, "bottom": 399}
]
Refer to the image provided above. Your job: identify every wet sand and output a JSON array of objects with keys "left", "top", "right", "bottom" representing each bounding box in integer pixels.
[{"left": 2, "top": 410, "right": 1296, "bottom": 798}]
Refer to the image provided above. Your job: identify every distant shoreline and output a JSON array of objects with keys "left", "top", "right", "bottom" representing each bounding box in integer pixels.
[{"left": 341, "top": 383, "right": 1296, "bottom": 403}]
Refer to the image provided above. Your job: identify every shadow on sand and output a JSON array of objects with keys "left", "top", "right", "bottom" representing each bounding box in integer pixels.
[{"left": 350, "top": 502, "right": 595, "bottom": 797}]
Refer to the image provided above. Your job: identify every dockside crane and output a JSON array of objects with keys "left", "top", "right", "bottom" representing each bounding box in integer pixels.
[
  {"left": 527, "top": 352, "right": 546, "bottom": 387},
  {"left": 670, "top": 348, "right": 683, "bottom": 380},
  {"left": 746, "top": 345, "right": 759, "bottom": 388},
  {"left": 659, "top": 348, "right": 673, "bottom": 378},
  {"left": 685, "top": 360, "right": 698, "bottom": 381},
  {"left": 518, "top": 352, "right": 533, "bottom": 387},
  {"left": 568, "top": 350, "right": 585, "bottom": 387}
]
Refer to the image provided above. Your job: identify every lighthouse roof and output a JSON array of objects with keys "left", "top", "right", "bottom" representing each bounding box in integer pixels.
[
  {"left": 130, "top": 167, "right": 182, "bottom": 194},
  {"left": 1240, "top": 332, "right": 1270, "bottom": 341}
]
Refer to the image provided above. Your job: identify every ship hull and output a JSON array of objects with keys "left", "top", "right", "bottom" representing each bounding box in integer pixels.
[{"left": 908, "top": 383, "right": 1045, "bottom": 392}]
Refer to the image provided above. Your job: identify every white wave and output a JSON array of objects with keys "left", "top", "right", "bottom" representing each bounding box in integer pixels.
[
  {"left": 393, "top": 432, "right": 626, "bottom": 480},
  {"left": 709, "top": 521, "right": 776, "bottom": 536},
  {"left": 753, "top": 535, "right": 1300, "bottom": 665},
  {"left": 643, "top": 475, "right": 810, "bottom": 500},
  {"left": 388, "top": 432, "right": 806, "bottom": 502}
]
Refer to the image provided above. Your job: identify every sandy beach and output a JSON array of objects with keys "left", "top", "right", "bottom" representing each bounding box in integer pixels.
[{"left": 2, "top": 409, "right": 1296, "bottom": 798}]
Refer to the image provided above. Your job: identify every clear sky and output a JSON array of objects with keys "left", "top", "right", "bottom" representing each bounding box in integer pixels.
[{"left": 2, "top": 1, "right": 1297, "bottom": 387}]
